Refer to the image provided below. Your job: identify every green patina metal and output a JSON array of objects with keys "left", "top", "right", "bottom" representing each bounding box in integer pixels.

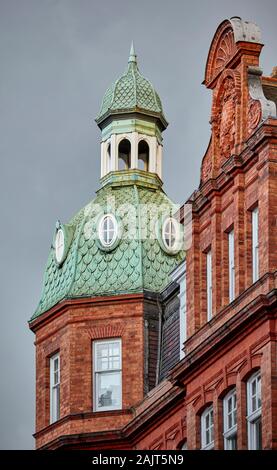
[
  {"left": 96, "top": 43, "right": 168, "bottom": 131},
  {"left": 100, "top": 118, "right": 163, "bottom": 143},
  {"left": 31, "top": 173, "right": 185, "bottom": 320},
  {"left": 31, "top": 45, "right": 184, "bottom": 322},
  {"left": 100, "top": 169, "right": 162, "bottom": 190}
]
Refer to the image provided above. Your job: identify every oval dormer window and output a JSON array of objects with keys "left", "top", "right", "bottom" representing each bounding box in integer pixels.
[
  {"left": 55, "top": 228, "right": 65, "bottom": 264},
  {"left": 98, "top": 214, "right": 118, "bottom": 248},
  {"left": 162, "top": 217, "right": 180, "bottom": 253}
]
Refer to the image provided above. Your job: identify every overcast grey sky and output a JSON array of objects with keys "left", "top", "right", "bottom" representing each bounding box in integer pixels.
[{"left": 0, "top": 0, "right": 276, "bottom": 449}]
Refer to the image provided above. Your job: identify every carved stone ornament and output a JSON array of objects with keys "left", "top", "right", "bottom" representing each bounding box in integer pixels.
[
  {"left": 213, "top": 29, "right": 235, "bottom": 80},
  {"left": 247, "top": 98, "right": 262, "bottom": 136},
  {"left": 214, "top": 76, "right": 237, "bottom": 160}
]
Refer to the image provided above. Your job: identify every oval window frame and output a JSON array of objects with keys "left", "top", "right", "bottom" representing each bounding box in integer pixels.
[
  {"left": 158, "top": 216, "right": 182, "bottom": 255},
  {"left": 98, "top": 213, "right": 120, "bottom": 251},
  {"left": 55, "top": 228, "right": 65, "bottom": 264}
]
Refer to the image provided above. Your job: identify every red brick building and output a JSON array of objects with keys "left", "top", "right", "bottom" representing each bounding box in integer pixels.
[{"left": 29, "top": 17, "right": 277, "bottom": 450}]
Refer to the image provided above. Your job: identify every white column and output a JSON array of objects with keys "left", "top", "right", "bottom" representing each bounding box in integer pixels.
[
  {"left": 110, "top": 134, "right": 117, "bottom": 171},
  {"left": 130, "top": 132, "right": 138, "bottom": 169},
  {"left": 156, "top": 143, "right": 163, "bottom": 179},
  {"left": 148, "top": 136, "right": 156, "bottom": 173},
  {"left": 100, "top": 142, "right": 105, "bottom": 177}
]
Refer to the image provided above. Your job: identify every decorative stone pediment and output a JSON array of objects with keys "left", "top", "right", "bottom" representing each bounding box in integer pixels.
[
  {"left": 207, "top": 26, "right": 236, "bottom": 86},
  {"left": 204, "top": 17, "right": 262, "bottom": 88}
]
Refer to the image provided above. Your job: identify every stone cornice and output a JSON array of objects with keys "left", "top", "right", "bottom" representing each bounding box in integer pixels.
[
  {"left": 29, "top": 293, "right": 144, "bottom": 333},
  {"left": 34, "top": 408, "right": 133, "bottom": 442}
]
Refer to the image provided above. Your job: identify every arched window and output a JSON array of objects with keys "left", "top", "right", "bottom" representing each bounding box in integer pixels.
[
  {"left": 223, "top": 388, "right": 237, "bottom": 449},
  {"left": 247, "top": 371, "right": 262, "bottom": 449},
  {"left": 138, "top": 140, "right": 149, "bottom": 171},
  {"left": 118, "top": 139, "right": 131, "bottom": 170},
  {"left": 201, "top": 405, "right": 214, "bottom": 450}
]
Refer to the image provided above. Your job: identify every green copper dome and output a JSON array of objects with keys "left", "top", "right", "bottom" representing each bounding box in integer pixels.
[
  {"left": 31, "top": 173, "right": 184, "bottom": 320},
  {"left": 96, "top": 43, "right": 168, "bottom": 129}
]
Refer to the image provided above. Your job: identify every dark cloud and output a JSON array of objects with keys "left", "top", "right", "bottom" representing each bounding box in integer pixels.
[{"left": 0, "top": 0, "right": 276, "bottom": 449}]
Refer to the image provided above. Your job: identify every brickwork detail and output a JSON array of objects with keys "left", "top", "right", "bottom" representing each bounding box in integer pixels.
[
  {"left": 247, "top": 97, "right": 262, "bottom": 136},
  {"left": 87, "top": 323, "right": 125, "bottom": 339},
  {"left": 205, "top": 22, "right": 236, "bottom": 86},
  {"left": 213, "top": 28, "right": 235, "bottom": 81}
]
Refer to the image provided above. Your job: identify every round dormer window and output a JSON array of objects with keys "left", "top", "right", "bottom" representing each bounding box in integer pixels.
[
  {"left": 162, "top": 217, "right": 180, "bottom": 253},
  {"left": 98, "top": 214, "right": 118, "bottom": 248},
  {"left": 55, "top": 228, "right": 65, "bottom": 264}
]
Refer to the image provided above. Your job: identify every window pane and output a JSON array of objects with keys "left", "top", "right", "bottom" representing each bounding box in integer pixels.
[
  {"left": 96, "top": 371, "right": 121, "bottom": 409},
  {"left": 51, "top": 388, "right": 56, "bottom": 421},
  {"left": 56, "top": 385, "right": 60, "bottom": 420},
  {"left": 50, "top": 354, "right": 60, "bottom": 423},
  {"left": 100, "top": 215, "right": 117, "bottom": 246},
  {"left": 228, "top": 413, "right": 232, "bottom": 429},
  {"left": 229, "top": 435, "right": 237, "bottom": 450},
  {"left": 96, "top": 341, "right": 121, "bottom": 371},
  {"left": 234, "top": 409, "right": 237, "bottom": 426},
  {"left": 251, "top": 379, "right": 257, "bottom": 412},
  {"left": 228, "top": 230, "right": 235, "bottom": 301},
  {"left": 224, "top": 390, "right": 237, "bottom": 433},
  {"left": 51, "top": 385, "right": 60, "bottom": 422},
  {"left": 257, "top": 376, "right": 261, "bottom": 409},
  {"left": 54, "top": 370, "right": 59, "bottom": 385},
  {"left": 252, "top": 207, "right": 259, "bottom": 282},
  {"left": 202, "top": 407, "right": 214, "bottom": 449},
  {"left": 255, "top": 418, "right": 262, "bottom": 450},
  {"left": 110, "top": 342, "right": 120, "bottom": 357},
  {"left": 210, "top": 412, "right": 214, "bottom": 443},
  {"left": 227, "top": 397, "right": 231, "bottom": 413},
  {"left": 207, "top": 251, "right": 212, "bottom": 320},
  {"left": 163, "top": 218, "right": 178, "bottom": 250},
  {"left": 252, "top": 379, "right": 256, "bottom": 396},
  {"left": 96, "top": 343, "right": 109, "bottom": 371}
]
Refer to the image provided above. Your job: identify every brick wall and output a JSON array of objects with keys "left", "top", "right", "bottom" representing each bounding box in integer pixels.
[{"left": 32, "top": 295, "right": 145, "bottom": 448}]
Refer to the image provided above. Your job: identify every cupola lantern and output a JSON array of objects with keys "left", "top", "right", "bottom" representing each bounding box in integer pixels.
[{"left": 96, "top": 43, "right": 168, "bottom": 181}]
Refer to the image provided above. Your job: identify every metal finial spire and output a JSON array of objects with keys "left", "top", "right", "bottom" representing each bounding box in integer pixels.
[{"left": 128, "top": 41, "right": 137, "bottom": 64}]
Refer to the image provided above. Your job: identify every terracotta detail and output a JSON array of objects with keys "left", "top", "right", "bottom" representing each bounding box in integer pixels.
[
  {"left": 214, "top": 76, "right": 237, "bottom": 161},
  {"left": 247, "top": 97, "right": 262, "bottom": 136},
  {"left": 205, "top": 21, "right": 237, "bottom": 87},
  {"left": 213, "top": 29, "right": 236, "bottom": 80}
]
